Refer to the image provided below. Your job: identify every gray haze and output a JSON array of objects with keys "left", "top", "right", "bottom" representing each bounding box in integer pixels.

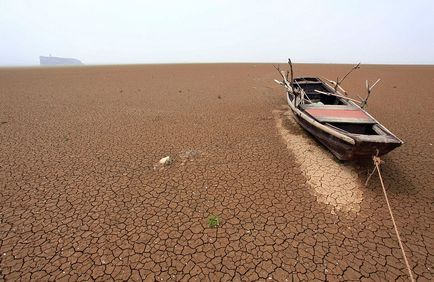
[{"left": 1, "top": 0, "right": 433, "bottom": 66}]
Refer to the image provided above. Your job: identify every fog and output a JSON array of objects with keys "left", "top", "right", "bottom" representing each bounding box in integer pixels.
[{"left": 1, "top": 0, "right": 433, "bottom": 66}]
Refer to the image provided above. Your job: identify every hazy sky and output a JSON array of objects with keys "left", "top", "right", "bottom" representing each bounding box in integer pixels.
[{"left": 1, "top": 0, "right": 433, "bottom": 66}]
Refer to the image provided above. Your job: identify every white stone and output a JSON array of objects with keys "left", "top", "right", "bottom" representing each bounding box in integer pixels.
[{"left": 159, "top": 156, "right": 173, "bottom": 166}]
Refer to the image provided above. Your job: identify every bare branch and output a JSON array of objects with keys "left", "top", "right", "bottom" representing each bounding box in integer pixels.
[
  {"left": 321, "top": 76, "right": 334, "bottom": 84},
  {"left": 287, "top": 58, "right": 294, "bottom": 87},
  {"left": 336, "top": 84, "right": 347, "bottom": 95},
  {"left": 369, "top": 78, "right": 381, "bottom": 91},
  {"left": 314, "top": 90, "right": 362, "bottom": 104},
  {"left": 334, "top": 76, "right": 340, "bottom": 91},
  {"left": 274, "top": 79, "right": 284, "bottom": 86},
  {"left": 339, "top": 62, "right": 361, "bottom": 85},
  {"left": 273, "top": 64, "right": 294, "bottom": 92},
  {"left": 328, "top": 63, "right": 361, "bottom": 94},
  {"left": 322, "top": 77, "right": 350, "bottom": 96},
  {"left": 294, "top": 79, "right": 308, "bottom": 102},
  {"left": 361, "top": 78, "right": 381, "bottom": 108},
  {"left": 272, "top": 64, "right": 281, "bottom": 73},
  {"left": 273, "top": 64, "right": 286, "bottom": 82}
]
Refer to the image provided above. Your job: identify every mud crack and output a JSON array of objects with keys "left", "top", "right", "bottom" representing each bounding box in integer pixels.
[{"left": 273, "top": 109, "right": 364, "bottom": 213}]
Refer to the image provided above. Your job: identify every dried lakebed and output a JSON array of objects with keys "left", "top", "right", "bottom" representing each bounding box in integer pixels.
[{"left": 273, "top": 109, "right": 364, "bottom": 213}]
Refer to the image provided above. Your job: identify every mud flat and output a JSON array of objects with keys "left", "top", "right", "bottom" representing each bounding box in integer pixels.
[
  {"left": 0, "top": 64, "right": 433, "bottom": 280},
  {"left": 273, "top": 110, "right": 364, "bottom": 213}
]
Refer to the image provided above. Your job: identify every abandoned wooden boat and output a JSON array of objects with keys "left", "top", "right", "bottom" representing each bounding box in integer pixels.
[{"left": 274, "top": 61, "right": 403, "bottom": 160}]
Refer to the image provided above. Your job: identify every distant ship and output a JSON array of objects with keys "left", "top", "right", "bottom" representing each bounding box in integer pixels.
[{"left": 39, "top": 55, "right": 83, "bottom": 66}]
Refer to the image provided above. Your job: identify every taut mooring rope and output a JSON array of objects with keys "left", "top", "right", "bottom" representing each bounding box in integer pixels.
[{"left": 371, "top": 155, "right": 415, "bottom": 282}]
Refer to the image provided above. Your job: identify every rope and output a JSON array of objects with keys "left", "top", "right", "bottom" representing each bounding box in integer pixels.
[
  {"left": 371, "top": 155, "right": 415, "bottom": 282},
  {"left": 364, "top": 164, "right": 377, "bottom": 187}
]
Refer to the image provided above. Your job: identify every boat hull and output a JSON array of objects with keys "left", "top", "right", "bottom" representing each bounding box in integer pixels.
[
  {"left": 292, "top": 110, "right": 402, "bottom": 161},
  {"left": 283, "top": 78, "right": 403, "bottom": 161}
]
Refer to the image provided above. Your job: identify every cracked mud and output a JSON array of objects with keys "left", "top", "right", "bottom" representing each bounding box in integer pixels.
[
  {"left": 273, "top": 110, "right": 364, "bottom": 214},
  {"left": 1, "top": 64, "right": 433, "bottom": 281}
]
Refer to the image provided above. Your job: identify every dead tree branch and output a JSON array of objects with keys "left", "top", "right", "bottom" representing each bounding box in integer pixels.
[
  {"left": 314, "top": 90, "right": 363, "bottom": 104},
  {"left": 321, "top": 76, "right": 350, "bottom": 95},
  {"left": 273, "top": 63, "right": 293, "bottom": 92},
  {"left": 287, "top": 58, "right": 294, "bottom": 88},
  {"left": 361, "top": 78, "right": 381, "bottom": 108},
  {"left": 339, "top": 62, "right": 361, "bottom": 86},
  {"left": 323, "top": 63, "right": 361, "bottom": 95}
]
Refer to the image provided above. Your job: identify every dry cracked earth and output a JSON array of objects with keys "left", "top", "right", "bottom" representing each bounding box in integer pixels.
[{"left": 0, "top": 64, "right": 433, "bottom": 281}]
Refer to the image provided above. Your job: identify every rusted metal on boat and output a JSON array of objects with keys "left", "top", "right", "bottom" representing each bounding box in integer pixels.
[{"left": 274, "top": 61, "right": 403, "bottom": 161}]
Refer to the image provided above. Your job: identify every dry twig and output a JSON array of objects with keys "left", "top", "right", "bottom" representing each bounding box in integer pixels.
[{"left": 361, "top": 78, "right": 381, "bottom": 108}]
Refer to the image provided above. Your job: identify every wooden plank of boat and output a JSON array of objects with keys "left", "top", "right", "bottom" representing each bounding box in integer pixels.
[
  {"left": 286, "top": 93, "right": 356, "bottom": 145},
  {"left": 303, "top": 107, "right": 375, "bottom": 124}
]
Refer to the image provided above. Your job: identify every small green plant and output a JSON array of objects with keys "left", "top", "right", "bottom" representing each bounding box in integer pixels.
[{"left": 208, "top": 215, "right": 220, "bottom": 228}]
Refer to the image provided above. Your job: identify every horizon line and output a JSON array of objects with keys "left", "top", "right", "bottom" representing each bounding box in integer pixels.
[{"left": 1, "top": 61, "right": 434, "bottom": 69}]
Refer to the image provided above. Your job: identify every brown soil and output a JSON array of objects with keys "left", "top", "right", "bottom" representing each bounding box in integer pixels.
[
  {"left": 273, "top": 110, "right": 364, "bottom": 214},
  {"left": 1, "top": 64, "right": 433, "bottom": 281}
]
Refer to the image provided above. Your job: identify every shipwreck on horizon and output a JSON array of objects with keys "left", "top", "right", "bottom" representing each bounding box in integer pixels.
[{"left": 274, "top": 59, "right": 403, "bottom": 161}]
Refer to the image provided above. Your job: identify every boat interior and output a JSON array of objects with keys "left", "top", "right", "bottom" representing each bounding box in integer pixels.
[
  {"left": 293, "top": 77, "right": 348, "bottom": 105},
  {"left": 292, "top": 77, "right": 386, "bottom": 136},
  {"left": 327, "top": 123, "right": 386, "bottom": 135}
]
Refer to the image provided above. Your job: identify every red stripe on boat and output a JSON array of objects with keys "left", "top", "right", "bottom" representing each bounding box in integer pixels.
[{"left": 305, "top": 108, "right": 372, "bottom": 122}]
